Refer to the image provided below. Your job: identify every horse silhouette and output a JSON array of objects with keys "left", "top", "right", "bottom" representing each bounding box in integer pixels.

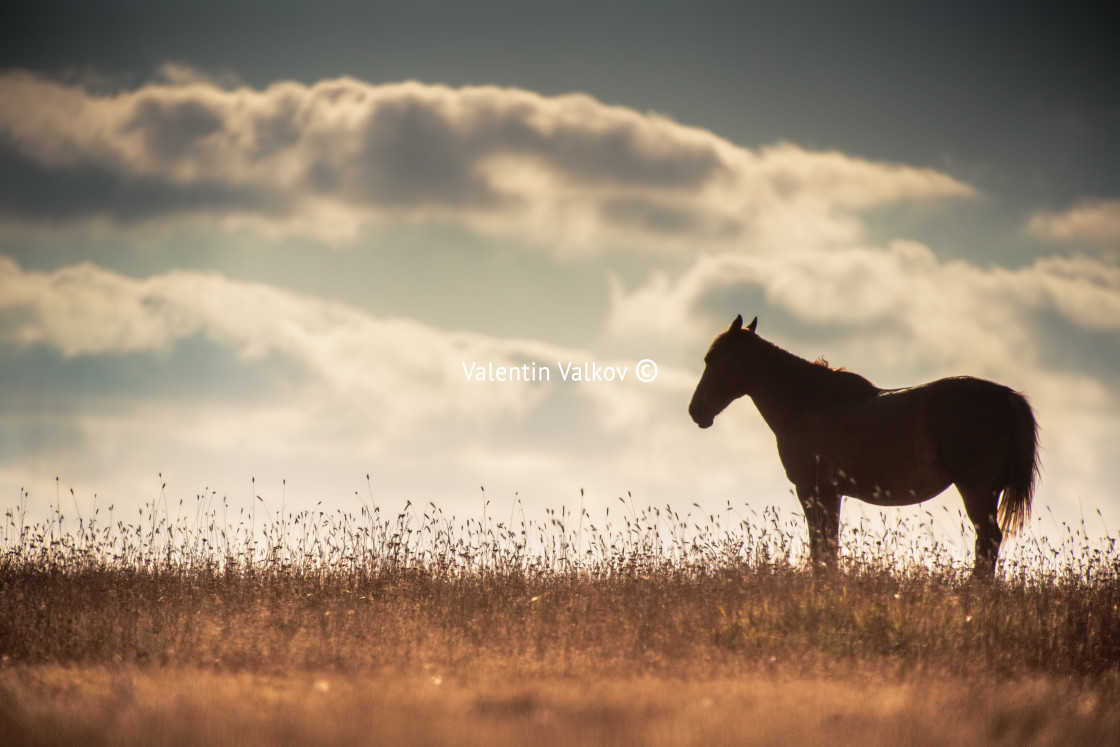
[{"left": 689, "top": 315, "right": 1039, "bottom": 576}]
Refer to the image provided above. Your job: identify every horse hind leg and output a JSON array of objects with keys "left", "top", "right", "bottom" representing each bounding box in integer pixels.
[
  {"left": 796, "top": 484, "right": 841, "bottom": 573},
  {"left": 959, "top": 484, "right": 1003, "bottom": 578}
]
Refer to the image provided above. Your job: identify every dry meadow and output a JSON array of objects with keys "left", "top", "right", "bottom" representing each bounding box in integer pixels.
[{"left": 2, "top": 486, "right": 1118, "bottom": 745}]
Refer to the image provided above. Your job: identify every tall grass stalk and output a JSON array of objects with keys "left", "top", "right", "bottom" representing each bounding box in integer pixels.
[{"left": 2, "top": 487, "right": 1117, "bottom": 679}]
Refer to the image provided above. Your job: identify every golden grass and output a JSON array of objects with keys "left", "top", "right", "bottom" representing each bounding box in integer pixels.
[
  {"left": 2, "top": 489, "right": 1118, "bottom": 744},
  {"left": 2, "top": 667, "right": 1117, "bottom": 746}
]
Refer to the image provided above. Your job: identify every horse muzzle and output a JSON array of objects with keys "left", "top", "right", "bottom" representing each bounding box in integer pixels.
[{"left": 688, "top": 401, "right": 714, "bottom": 429}]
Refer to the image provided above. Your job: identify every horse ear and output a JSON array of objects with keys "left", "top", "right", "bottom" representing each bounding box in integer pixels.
[
  {"left": 747, "top": 316, "right": 758, "bottom": 333},
  {"left": 730, "top": 314, "right": 743, "bottom": 331}
]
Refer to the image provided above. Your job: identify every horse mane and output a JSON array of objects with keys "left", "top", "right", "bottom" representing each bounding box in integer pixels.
[
  {"left": 812, "top": 356, "right": 874, "bottom": 385},
  {"left": 753, "top": 334, "right": 877, "bottom": 398}
]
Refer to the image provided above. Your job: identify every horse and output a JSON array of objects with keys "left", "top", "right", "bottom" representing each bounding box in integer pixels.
[{"left": 688, "top": 315, "right": 1039, "bottom": 577}]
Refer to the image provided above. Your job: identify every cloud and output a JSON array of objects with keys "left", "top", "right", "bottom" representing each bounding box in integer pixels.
[
  {"left": 152, "top": 61, "right": 244, "bottom": 90},
  {"left": 1027, "top": 198, "right": 1120, "bottom": 252},
  {"left": 609, "top": 242, "right": 950, "bottom": 356},
  {"left": 608, "top": 238, "right": 1119, "bottom": 385},
  {"left": 610, "top": 243, "right": 1120, "bottom": 369},
  {"left": 0, "top": 255, "right": 787, "bottom": 526},
  {"left": 0, "top": 70, "right": 975, "bottom": 249},
  {"left": 1027, "top": 254, "right": 1120, "bottom": 332},
  {"left": 0, "top": 256, "right": 731, "bottom": 468},
  {"left": 0, "top": 256, "right": 578, "bottom": 440}
]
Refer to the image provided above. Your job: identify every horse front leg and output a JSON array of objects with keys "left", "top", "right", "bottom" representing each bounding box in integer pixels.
[{"left": 796, "top": 484, "right": 841, "bottom": 572}]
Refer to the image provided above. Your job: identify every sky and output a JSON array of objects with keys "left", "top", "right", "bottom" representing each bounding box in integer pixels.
[{"left": 2, "top": 1, "right": 1118, "bottom": 557}]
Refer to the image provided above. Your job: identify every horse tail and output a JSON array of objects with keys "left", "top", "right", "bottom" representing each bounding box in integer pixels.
[{"left": 997, "top": 389, "right": 1039, "bottom": 536}]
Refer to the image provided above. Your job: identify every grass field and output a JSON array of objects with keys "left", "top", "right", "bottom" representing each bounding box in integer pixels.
[{"left": 2, "top": 488, "right": 1118, "bottom": 745}]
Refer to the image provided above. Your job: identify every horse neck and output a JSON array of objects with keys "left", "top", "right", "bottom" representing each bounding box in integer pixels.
[{"left": 744, "top": 339, "right": 820, "bottom": 433}]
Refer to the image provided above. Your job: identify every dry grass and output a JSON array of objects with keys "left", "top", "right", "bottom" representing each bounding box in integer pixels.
[
  {"left": 3, "top": 667, "right": 1117, "bottom": 747},
  {"left": 2, "top": 485, "right": 1119, "bottom": 744}
]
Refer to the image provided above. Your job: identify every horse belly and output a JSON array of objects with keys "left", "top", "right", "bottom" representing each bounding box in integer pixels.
[{"left": 841, "top": 465, "right": 952, "bottom": 506}]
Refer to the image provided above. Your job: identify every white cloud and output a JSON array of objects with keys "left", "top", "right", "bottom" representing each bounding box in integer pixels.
[
  {"left": 1027, "top": 198, "right": 1120, "bottom": 252},
  {"left": 152, "top": 61, "right": 244, "bottom": 90},
  {"left": 0, "top": 71, "right": 975, "bottom": 250},
  {"left": 610, "top": 243, "right": 1120, "bottom": 372},
  {"left": 610, "top": 242, "right": 961, "bottom": 362},
  {"left": 0, "top": 255, "right": 791, "bottom": 529},
  {"left": 0, "top": 257, "right": 572, "bottom": 438},
  {"left": 1026, "top": 254, "right": 1120, "bottom": 331},
  {"left": 0, "top": 256, "right": 739, "bottom": 469}
]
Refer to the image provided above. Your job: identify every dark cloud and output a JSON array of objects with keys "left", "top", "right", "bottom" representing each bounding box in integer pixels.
[
  {"left": 343, "top": 93, "right": 509, "bottom": 209},
  {"left": 0, "top": 335, "right": 307, "bottom": 412},
  {"left": 0, "top": 73, "right": 972, "bottom": 246},
  {"left": 601, "top": 197, "right": 740, "bottom": 238},
  {"left": 124, "top": 95, "right": 227, "bottom": 161},
  {"left": 1028, "top": 307, "right": 1120, "bottom": 388},
  {"left": 535, "top": 113, "right": 726, "bottom": 189},
  {"left": 307, "top": 88, "right": 728, "bottom": 211},
  {"left": 0, "top": 417, "right": 86, "bottom": 463},
  {"left": 0, "top": 75, "right": 732, "bottom": 232},
  {"left": 247, "top": 90, "right": 304, "bottom": 160},
  {"left": 0, "top": 147, "right": 291, "bottom": 225}
]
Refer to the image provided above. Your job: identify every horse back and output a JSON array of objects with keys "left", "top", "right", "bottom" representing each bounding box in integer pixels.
[{"left": 778, "top": 375, "right": 1024, "bottom": 504}]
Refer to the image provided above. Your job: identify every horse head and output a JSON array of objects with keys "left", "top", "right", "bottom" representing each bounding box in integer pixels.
[{"left": 688, "top": 314, "right": 757, "bottom": 428}]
